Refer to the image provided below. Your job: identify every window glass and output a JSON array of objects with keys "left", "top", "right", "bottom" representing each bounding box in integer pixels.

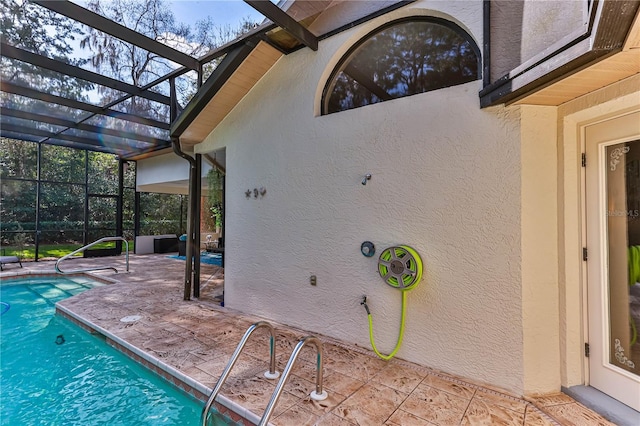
[{"left": 323, "top": 19, "right": 480, "bottom": 114}]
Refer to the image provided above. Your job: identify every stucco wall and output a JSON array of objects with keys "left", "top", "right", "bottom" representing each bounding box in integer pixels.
[
  {"left": 490, "top": 0, "right": 585, "bottom": 81},
  {"left": 137, "top": 153, "right": 211, "bottom": 194},
  {"left": 197, "top": 2, "right": 526, "bottom": 393},
  {"left": 520, "top": 105, "right": 559, "bottom": 395}
]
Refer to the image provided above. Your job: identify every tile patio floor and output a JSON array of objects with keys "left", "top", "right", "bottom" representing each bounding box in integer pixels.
[{"left": 0, "top": 255, "right": 615, "bottom": 426}]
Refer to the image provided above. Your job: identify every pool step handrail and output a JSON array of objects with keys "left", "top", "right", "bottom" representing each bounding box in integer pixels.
[
  {"left": 201, "top": 321, "right": 280, "bottom": 426},
  {"left": 259, "top": 336, "right": 328, "bottom": 426},
  {"left": 55, "top": 237, "right": 129, "bottom": 275}
]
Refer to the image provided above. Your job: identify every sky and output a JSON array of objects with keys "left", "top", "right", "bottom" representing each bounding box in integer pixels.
[
  {"left": 170, "top": 0, "right": 264, "bottom": 29},
  {"left": 70, "top": 0, "right": 265, "bottom": 34}
]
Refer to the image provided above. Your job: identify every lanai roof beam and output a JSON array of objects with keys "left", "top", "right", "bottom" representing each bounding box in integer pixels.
[
  {"left": 244, "top": 0, "right": 318, "bottom": 51},
  {"left": 0, "top": 122, "right": 159, "bottom": 152},
  {"left": 0, "top": 81, "right": 169, "bottom": 130},
  {"left": 0, "top": 107, "right": 168, "bottom": 146}
]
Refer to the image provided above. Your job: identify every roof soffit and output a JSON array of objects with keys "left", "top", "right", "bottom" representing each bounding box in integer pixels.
[
  {"left": 176, "top": 41, "right": 283, "bottom": 146},
  {"left": 623, "top": 4, "right": 640, "bottom": 50}
]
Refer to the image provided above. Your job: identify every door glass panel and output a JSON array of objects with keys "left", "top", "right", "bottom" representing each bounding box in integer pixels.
[{"left": 606, "top": 139, "right": 640, "bottom": 374}]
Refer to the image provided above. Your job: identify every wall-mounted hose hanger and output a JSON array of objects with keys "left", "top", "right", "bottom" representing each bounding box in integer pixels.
[
  {"left": 361, "top": 245, "right": 423, "bottom": 360},
  {"left": 361, "top": 241, "right": 375, "bottom": 257}
]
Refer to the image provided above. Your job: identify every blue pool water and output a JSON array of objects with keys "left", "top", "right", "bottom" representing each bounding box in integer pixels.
[
  {"left": 167, "top": 252, "right": 222, "bottom": 266},
  {"left": 0, "top": 276, "right": 231, "bottom": 426}
]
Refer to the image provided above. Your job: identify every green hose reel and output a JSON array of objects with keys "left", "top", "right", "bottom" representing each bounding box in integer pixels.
[
  {"left": 377, "top": 245, "right": 423, "bottom": 291},
  {"left": 362, "top": 245, "right": 424, "bottom": 361}
]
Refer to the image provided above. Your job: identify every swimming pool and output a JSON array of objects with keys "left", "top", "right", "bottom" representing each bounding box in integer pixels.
[{"left": 0, "top": 276, "right": 232, "bottom": 425}]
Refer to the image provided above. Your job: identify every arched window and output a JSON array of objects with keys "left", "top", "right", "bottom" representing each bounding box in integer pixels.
[{"left": 322, "top": 18, "right": 480, "bottom": 114}]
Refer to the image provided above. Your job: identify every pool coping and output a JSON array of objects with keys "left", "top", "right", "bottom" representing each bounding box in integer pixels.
[
  {"left": 0, "top": 270, "right": 117, "bottom": 285},
  {"left": 1, "top": 271, "right": 258, "bottom": 425},
  {"left": 56, "top": 304, "right": 261, "bottom": 426}
]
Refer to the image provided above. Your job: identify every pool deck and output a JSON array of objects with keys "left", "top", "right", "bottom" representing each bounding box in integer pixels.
[{"left": 1, "top": 255, "right": 614, "bottom": 426}]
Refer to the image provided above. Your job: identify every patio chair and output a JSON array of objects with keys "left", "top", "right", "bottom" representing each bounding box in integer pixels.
[{"left": 0, "top": 255, "right": 22, "bottom": 271}]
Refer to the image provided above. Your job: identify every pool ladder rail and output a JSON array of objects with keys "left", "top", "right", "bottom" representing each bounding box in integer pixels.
[
  {"left": 55, "top": 236, "right": 129, "bottom": 275},
  {"left": 201, "top": 321, "right": 328, "bottom": 426}
]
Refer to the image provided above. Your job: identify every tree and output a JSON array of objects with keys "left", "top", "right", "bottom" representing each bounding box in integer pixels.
[
  {"left": 0, "top": 138, "right": 37, "bottom": 240},
  {"left": 139, "top": 192, "right": 188, "bottom": 236},
  {"left": 0, "top": 139, "right": 129, "bottom": 247},
  {"left": 0, "top": 1, "right": 258, "bottom": 254},
  {"left": 82, "top": 0, "right": 213, "bottom": 113},
  {"left": 0, "top": 0, "right": 93, "bottom": 120},
  {"left": 1, "top": 0, "right": 80, "bottom": 58},
  {"left": 81, "top": 0, "right": 259, "bottom": 109},
  {"left": 182, "top": 15, "right": 259, "bottom": 103}
]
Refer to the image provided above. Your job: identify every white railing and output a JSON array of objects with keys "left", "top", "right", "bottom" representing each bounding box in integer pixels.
[
  {"left": 55, "top": 237, "right": 129, "bottom": 274},
  {"left": 201, "top": 321, "right": 279, "bottom": 426},
  {"left": 259, "top": 336, "right": 327, "bottom": 426}
]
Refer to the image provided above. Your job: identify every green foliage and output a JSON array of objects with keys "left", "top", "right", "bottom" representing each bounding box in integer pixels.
[
  {"left": 206, "top": 169, "right": 224, "bottom": 230},
  {"left": 7, "top": 225, "right": 28, "bottom": 257},
  {"left": 0, "top": 172, "right": 36, "bottom": 235},
  {"left": 41, "top": 145, "right": 86, "bottom": 183},
  {"left": 139, "top": 192, "right": 187, "bottom": 235},
  {"left": 0, "top": 138, "right": 37, "bottom": 179},
  {"left": 0, "top": 1, "right": 256, "bottom": 253},
  {"left": 0, "top": 139, "right": 131, "bottom": 247},
  {"left": 1, "top": 0, "right": 92, "bottom": 104},
  {"left": 1, "top": 139, "right": 188, "bottom": 253},
  {"left": 1, "top": 241, "right": 135, "bottom": 260},
  {"left": 0, "top": 0, "right": 81, "bottom": 58}
]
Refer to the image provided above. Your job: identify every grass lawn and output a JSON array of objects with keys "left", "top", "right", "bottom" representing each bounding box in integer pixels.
[{"left": 1, "top": 241, "right": 134, "bottom": 260}]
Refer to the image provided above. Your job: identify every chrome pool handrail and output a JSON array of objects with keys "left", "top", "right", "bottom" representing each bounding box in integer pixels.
[
  {"left": 259, "top": 336, "right": 327, "bottom": 426},
  {"left": 55, "top": 237, "right": 129, "bottom": 274},
  {"left": 201, "top": 321, "right": 279, "bottom": 426}
]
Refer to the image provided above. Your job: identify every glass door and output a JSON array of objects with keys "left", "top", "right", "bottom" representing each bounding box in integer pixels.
[{"left": 586, "top": 111, "right": 640, "bottom": 411}]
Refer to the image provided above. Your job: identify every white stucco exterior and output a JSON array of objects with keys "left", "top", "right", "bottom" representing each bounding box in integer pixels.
[
  {"left": 145, "top": 0, "right": 640, "bottom": 401},
  {"left": 520, "top": 105, "right": 559, "bottom": 394},
  {"left": 136, "top": 152, "right": 212, "bottom": 194},
  {"left": 195, "top": 1, "right": 532, "bottom": 394}
]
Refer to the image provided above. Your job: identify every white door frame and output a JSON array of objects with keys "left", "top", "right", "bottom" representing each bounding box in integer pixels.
[
  {"left": 584, "top": 110, "right": 640, "bottom": 411},
  {"left": 557, "top": 87, "right": 639, "bottom": 393}
]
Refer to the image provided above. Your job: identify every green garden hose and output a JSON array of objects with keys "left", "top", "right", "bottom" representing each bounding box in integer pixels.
[
  {"left": 362, "top": 291, "right": 408, "bottom": 360},
  {"left": 361, "top": 245, "right": 423, "bottom": 360}
]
